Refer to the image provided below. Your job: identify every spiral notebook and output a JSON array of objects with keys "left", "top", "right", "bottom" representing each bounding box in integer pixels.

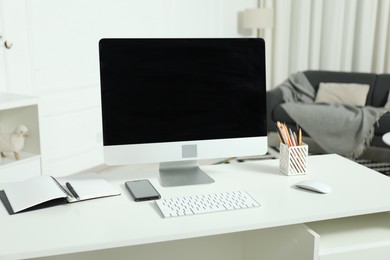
[{"left": 0, "top": 173, "right": 120, "bottom": 215}]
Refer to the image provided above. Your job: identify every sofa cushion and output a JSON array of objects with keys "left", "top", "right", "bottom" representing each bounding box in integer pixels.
[
  {"left": 273, "top": 105, "right": 296, "bottom": 124},
  {"left": 315, "top": 82, "right": 369, "bottom": 106},
  {"left": 303, "top": 70, "right": 377, "bottom": 105},
  {"left": 270, "top": 105, "right": 309, "bottom": 135}
]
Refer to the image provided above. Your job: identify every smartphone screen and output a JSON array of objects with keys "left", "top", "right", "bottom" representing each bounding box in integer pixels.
[{"left": 125, "top": 180, "right": 161, "bottom": 202}]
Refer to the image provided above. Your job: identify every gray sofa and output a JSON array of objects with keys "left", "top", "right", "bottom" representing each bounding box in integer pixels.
[{"left": 267, "top": 70, "right": 390, "bottom": 149}]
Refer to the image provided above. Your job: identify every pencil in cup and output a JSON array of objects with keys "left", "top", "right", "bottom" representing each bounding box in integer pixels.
[{"left": 275, "top": 122, "right": 303, "bottom": 147}]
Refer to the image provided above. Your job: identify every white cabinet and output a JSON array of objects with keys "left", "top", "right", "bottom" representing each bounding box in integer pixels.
[
  {"left": 248, "top": 214, "right": 390, "bottom": 260},
  {"left": 0, "top": 46, "right": 6, "bottom": 92},
  {"left": 0, "top": 93, "right": 41, "bottom": 182},
  {"left": 306, "top": 212, "right": 390, "bottom": 260},
  {"left": 0, "top": 7, "right": 7, "bottom": 92},
  {"left": 0, "top": 0, "right": 32, "bottom": 95}
]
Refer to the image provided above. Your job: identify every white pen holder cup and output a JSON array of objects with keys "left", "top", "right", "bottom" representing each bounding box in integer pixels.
[{"left": 279, "top": 143, "right": 308, "bottom": 176}]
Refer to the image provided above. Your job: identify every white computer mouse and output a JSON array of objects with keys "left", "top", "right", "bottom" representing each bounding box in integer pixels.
[{"left": 295, "top": 180, "right": 332, "bottom": 194}]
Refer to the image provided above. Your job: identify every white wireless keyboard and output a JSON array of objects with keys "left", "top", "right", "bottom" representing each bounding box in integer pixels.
[{"left": 155, "top": 191, "right": 260, "bottom": 218}]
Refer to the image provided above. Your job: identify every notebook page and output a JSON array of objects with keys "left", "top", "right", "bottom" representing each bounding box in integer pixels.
[
  {"left": 4, "top": 175, "right": 67, "bottom": 213},
  {"left": 58, "top": 173, "right": 120, "bottom": 202}
]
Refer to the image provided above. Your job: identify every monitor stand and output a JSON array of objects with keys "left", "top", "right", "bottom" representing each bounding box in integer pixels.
[{"left": 159, "top": 160, "right": 215, "bottom": 187}]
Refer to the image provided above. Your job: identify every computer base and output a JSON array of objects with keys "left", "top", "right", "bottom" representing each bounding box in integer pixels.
[{"left": 159, "top": 160, "right": 215, "bottom": 187}]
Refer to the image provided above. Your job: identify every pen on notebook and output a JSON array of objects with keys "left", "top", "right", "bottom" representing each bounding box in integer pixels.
[{"left": 66, "top": 182, "right": 80, "bottom": 200}]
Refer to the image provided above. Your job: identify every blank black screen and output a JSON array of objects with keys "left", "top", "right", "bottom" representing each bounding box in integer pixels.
[{"left": 99, "top": 38, "right": 267, "bottom": 146}]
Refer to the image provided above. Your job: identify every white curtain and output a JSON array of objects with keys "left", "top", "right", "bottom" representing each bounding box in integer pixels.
[{"left": 260, "top": 0, "right": 390, "bottom": 89}]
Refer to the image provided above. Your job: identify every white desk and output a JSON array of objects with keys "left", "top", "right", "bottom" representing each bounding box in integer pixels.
[{"left": 2, "top": 154, "right": 390, "bottom": 260}]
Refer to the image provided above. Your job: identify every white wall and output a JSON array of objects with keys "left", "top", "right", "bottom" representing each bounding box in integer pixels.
[
  {"left": 1, "top": 0, "right": 389, "bottom": 176},
  {"left": 0, "top": 0, "right": 257, "bottom": 176}
]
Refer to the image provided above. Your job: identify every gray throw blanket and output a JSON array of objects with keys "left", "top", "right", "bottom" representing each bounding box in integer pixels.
[{"left": 279, "top": 72, "right": 389, "bottom": 158}]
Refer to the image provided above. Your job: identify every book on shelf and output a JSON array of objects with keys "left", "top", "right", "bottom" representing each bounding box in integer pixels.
[{"left": 0, "top": 173, "right": 120, "bottom": 215}]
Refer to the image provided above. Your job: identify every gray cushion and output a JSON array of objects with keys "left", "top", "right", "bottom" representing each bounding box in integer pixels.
[
  {"left": 303, "top": 70, "right": 377, "bottom": 105},
  {"left": 315, "top": 82, "right": 370, "bottom": 106}
]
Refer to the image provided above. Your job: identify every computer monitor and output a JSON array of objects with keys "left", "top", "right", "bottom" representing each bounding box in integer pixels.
[{"left": 99, "top": 38, "right": 267, "bottom": 187}]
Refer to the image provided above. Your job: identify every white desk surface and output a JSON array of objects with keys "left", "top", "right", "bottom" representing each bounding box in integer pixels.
[{"left": 1, "top": 154, "right": 390, "bottom": 260}]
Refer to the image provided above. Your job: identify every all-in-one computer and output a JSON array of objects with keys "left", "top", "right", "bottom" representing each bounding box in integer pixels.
[{"left": 99, "top": 38, "right": 267, "bottom": 187}]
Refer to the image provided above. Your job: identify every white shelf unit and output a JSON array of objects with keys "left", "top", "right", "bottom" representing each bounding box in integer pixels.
[{"left": 0, "top": 93, "right": 41, "bottom": 182}]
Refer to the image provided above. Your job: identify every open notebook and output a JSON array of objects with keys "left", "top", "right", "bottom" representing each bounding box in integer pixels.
[{"left": 0, "top": 173, "right": 120, "bottom": 214}]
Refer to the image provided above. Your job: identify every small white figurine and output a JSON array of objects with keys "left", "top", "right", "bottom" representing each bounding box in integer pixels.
[{"left": 0, "top": 125, "right": 29, "bottom": 160}]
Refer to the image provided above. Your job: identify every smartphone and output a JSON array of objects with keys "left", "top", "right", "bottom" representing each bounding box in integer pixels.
[{"left": 125, "top": 179, "right": 161, "bottom": 202}]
